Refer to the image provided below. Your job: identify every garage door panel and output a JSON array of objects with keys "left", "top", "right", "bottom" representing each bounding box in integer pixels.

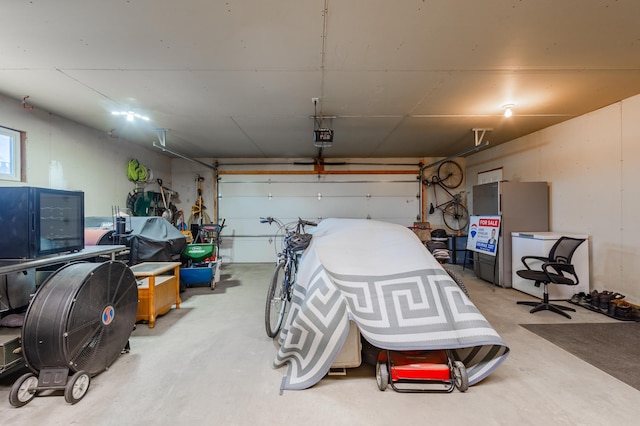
[
  {"left": 218, "top": 173, "right": 420, "bottom": 262},
  {"left": 218, "top": 237, "right": 277, "bottom": 264}
]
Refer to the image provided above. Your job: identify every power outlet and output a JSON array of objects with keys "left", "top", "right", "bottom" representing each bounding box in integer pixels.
[{"left": 311, "top": 97, "right": 319, "bottom": 104}]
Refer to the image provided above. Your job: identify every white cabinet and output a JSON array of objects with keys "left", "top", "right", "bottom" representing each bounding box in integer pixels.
[{"left": 511, "top": 232, "right": 589, "bottom": 300}]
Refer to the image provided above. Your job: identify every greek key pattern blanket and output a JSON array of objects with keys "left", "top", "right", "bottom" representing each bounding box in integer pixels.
[{"left": 273, "top": 218, "right": 509, "bottom": 391}]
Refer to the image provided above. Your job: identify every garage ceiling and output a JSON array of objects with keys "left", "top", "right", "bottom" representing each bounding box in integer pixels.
[{"left": 2, "top": 0, "right": 640, "bottom": 160}]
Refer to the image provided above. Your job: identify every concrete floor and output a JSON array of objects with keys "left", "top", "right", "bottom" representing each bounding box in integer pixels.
[{"left": 0, "top": 263, "right": 638, "bottom": 425}]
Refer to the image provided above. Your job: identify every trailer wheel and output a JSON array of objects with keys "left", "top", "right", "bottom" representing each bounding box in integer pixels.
[
  {"left": 64, "top": 370, "right": 91, "bottom": 404},
  {"left": 376, "top": 362, "right": 389, "bottom": 391},
  {"left": 453, "top": 361, "right": 469, "bottom": 392},
  {"left": 9, "top": 372, "right": 38, "bottom": 407}
]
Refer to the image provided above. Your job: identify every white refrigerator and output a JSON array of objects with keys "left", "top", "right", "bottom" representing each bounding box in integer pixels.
[{"left": 511, "top": 232, "right": 589, "bottom": 300}]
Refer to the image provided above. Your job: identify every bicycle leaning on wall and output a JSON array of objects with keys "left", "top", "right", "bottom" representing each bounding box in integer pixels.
[
  {"left": 260, "top": 217, "right": 317, "bottom": 338},
  {"left": 423, "top": 160, "right": 469, "bottom": 232}
]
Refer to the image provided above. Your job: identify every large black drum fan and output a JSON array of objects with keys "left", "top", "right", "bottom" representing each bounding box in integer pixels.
[{"left": 10, "top": 261, "right": 138, "bottom": 407}]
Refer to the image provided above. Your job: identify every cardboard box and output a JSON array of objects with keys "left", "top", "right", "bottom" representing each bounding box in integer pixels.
[
  {"left": 412, "top": 222, "right": 431, "bottom": 243},
  {"left": 331, "top": 321, "right": 362, "bottom": 369}
]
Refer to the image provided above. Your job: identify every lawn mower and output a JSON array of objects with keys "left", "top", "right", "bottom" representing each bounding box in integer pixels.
[
  {"left": 180, "top": 220, "right": 225, "bottom": 290},
  {"left": 376, "top": 349, "right": 468, "bottom": 393}
]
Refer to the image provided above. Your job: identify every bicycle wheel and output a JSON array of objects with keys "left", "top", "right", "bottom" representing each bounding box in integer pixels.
[
  {"left": 437, "top": 161, "right": 463, "bottom": 189},
  {"left": 265, "top": 261, "right": 288, "bottom": 338},
  {"left": 442, "top": 202, "right": 469, "bottom": 231}
]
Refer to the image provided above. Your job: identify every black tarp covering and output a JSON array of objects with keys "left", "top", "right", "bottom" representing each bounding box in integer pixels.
[
  {"left": 123, "top": 217, "right": 186, "bottom": 265},
  {"left": 86, "top": 216, "right": 186, "bottom": 265}
]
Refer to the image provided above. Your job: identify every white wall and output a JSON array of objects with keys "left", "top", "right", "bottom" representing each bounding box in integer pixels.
[
  {"left": 466, "top": 94, "right": 640, "bottom": 303},
  {"left": 0, "top": 94, "right": 171, "bottom": 216}
]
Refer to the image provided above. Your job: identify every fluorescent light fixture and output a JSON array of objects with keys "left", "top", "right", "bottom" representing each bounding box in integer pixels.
[
  {"left": 112, "top": 111, "right": 150, "bottom": 122},
  {"left": 502, "top": 104, "right": 514, "bottom": 118}
]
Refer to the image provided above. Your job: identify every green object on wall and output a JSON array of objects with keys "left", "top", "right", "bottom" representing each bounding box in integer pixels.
[{"left": 131, "top": 191, "right": 161, "bottom": 216}]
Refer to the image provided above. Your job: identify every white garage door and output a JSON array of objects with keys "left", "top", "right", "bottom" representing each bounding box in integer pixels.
[{"left": 217, "top": 173, "right": 420, "bottom": 262}]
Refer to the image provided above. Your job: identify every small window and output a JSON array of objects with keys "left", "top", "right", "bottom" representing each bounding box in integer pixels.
[{"left": 0, "top": 126, "right": 22, "bottom": 182}]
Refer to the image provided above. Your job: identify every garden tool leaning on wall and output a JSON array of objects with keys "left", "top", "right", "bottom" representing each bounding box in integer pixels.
[
  {"left": 188, "top": 174, "right": 211, "bottom": 228},
  {"left": 156, "top": 178, "right": 178, "bottom": 224}
]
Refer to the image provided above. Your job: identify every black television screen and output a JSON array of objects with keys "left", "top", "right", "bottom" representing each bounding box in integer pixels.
[
  {"left": 0, "top": 186, "right": 84, "bottom": 259},
  {"left": 37, "top": 189, "right": 84, "bottom": 256}
]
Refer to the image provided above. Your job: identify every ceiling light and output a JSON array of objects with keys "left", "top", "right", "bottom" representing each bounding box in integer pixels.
[
  {"left": 112, "top": 111, "right": 150, "bottom": 122},
  {"left": 502, "top": 104, "right": 514, "bottom": 118}
]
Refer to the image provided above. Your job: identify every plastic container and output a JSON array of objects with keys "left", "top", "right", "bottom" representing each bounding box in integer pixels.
[{"left": 180, "top": 265, "right": 214, "bottom": 286}]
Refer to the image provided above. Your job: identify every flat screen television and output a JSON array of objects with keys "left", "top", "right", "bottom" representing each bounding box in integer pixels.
[{"left": 0, "top": 186, "right": 85, "bottom": 259}]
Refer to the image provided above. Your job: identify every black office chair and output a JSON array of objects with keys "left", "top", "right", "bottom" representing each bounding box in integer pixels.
[{"left": 516, "top": 236, "right": 586, "bottom": 319}]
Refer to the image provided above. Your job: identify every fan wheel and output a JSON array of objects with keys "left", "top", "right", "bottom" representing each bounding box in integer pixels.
[{"left": 22, "top": 261, "right": 138, "bottom": 377}]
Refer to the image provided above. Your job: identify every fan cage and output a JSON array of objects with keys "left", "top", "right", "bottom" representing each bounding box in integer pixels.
[{"left": 22, "top": 261, "right": 138, "bottom": 377}]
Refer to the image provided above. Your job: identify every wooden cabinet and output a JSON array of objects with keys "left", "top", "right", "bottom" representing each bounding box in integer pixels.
[{"left": 130, "top": 262, "right": 181, "bottom": 328}]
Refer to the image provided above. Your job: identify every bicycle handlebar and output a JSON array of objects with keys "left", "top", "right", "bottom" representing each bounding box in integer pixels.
[
  {"left": 298, "top": 218, "right": 317, "bottom": 227},
  {"left": 260, "top": 217, "right": 317, "bottom": 228}
]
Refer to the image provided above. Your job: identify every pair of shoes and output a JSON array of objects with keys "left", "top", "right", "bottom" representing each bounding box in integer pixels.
[
  {"left": 598, "top": 291, "right": 613, "bottom": 310},
  {"left": 570, "top": 292, "right": 586, "bottom": 304},
  {"left": 599, "top": 291, "right": 625, "bottom": 310},
  {"left": 590, "top": 290, "right": 625, "bottom": 311},
  {"left": 608, "top": 299, "right": 633, "bottom": 319}
]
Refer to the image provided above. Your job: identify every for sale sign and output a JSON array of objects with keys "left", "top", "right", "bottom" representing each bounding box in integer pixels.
[{"left": 466, "top": 215, "right": 501, "bottom": 256}]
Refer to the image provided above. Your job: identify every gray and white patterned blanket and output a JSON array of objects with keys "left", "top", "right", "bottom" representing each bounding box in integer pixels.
[{"left": 274, "top": 218, "right": 509, "bottom": 391}]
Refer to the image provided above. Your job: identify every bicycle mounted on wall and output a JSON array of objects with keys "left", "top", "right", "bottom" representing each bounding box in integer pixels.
[{"left": 422, "top": 160, "right": 469, "bottom": 232}]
